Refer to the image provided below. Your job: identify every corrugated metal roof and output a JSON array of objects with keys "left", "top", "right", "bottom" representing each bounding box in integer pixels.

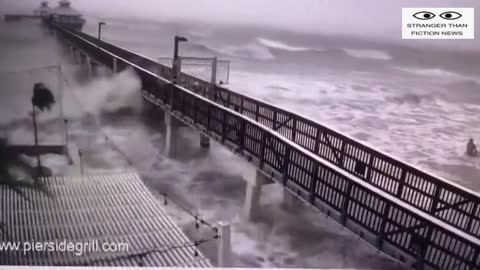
[{"left": 0, "top": 172, "right": 213, "bottom": 267}]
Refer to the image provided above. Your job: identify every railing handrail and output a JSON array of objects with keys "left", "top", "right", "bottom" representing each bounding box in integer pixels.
[{"left": 55, "top": 23, "right": 480, "bottom": 245}]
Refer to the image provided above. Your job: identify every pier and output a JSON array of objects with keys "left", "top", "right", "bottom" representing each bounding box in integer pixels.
[
  {"left": 14, "top": 22, "right": 479, "bottom": 269},
  {"left": 3, "top": 15, "right": 42, "bottom": 23}
]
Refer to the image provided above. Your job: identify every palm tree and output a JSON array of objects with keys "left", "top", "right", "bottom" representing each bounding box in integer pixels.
[{"left": 31, "top": 83, "right": 55, "bottom": 177}]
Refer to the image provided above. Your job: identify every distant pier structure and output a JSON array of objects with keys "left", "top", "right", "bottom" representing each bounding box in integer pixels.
[
  {"left": 4, "top": 1, "right": 50, "bottom": 22},
  {"left": 3, "top": 14, "right": 39, "bottom": 22},
  {"left": 4, "top": 0, "right": 85, "bottom": 30},
  {"left": 50, "top": 0, "right": 86, "bottom": 30},
  {"left": 34, "top": 1, "right": 52, "bottom": 17}
]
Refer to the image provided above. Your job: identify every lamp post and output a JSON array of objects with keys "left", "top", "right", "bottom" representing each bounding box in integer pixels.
[
  {"left": 98, "top": 21, "right": 106, "bottom": 40},
  {"left": 173, "top": 35, "right": 188, "bottom": 60},
  {"left": 172, "top": 35, "right": 188, "bottom": 83}
]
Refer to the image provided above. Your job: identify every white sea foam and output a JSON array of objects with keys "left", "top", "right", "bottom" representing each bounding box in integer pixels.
[
  {"left": 342, "top": 48, "right": 392, "bottom": 61},
  {"left": 394, "top": 66, "right": 480, "bottom": 84},
  {"left": 230, "top": 67, "right": 480, "bottom": 191},
  {"left": 214, "top": 43, "right": 275, "bottom": 60},
  {"left": 209, "top": 37, "right": 324, "bottom": 61},
  {"left": 64, "top": 68, "right": 142, "bottom": 118},
  {"left": 257, "top": 37, "right": 323, "bottom": 52}
]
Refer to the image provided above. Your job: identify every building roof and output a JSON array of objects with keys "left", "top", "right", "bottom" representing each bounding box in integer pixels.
[
  {"left": 0, "top": 172, "right": 213, "bottom": 267},
  {"left": 34, "top": 1, "right": 52, "bottom": 14},
  {"left": 52, "top": 0, "right": 82, "bottom": 17}
]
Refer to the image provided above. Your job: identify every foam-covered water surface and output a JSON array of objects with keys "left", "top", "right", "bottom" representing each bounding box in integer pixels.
[{"left": 226, "top": 66, "right": 480, "bottom": 192}]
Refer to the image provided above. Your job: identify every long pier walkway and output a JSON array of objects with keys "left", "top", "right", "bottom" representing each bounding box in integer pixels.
[{"left": 52, "top": 23, "right": 480, "bottom": 270}]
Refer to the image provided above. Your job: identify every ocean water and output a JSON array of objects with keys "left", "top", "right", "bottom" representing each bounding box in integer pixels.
[{"left": 1, "top": 16, "right": 479, "bottom": 269}]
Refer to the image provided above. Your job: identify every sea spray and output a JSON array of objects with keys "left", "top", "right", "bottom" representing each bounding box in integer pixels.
[{"left": 65, "top": 67, "right": 142, "bottom": 119}]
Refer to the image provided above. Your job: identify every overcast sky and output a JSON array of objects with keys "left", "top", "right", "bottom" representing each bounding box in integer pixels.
[{"left": 1, "top": 0, "right": 479, "bottom": 50}]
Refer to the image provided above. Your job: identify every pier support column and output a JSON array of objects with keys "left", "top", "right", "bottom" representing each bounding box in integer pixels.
[
  {"left": 65, "top": 143, "right": 83, "bottom": 179},
  {"left": 164, "top": 111, "right": 174, "bottom": 157},
  {"left": 242, "top": 168, "right": 274, "bottom": 221},
  {"left": 70, "top": 46, "right": 75, "bottom": 62},
  {"left": 86, "top": 56, "right": 92, "bottom": 79},
  {"left": 77, "top": 51, "right": 83, "bottom": 65},
  {"left": 113, "top": 57, "right": 118, "bottom": 74},
  {"left": 163, "top": 111, "right": 184, "bottom": 158},
  {"left": 70, "top": 46, "right": 79, "bottom": 64},
  {"left": 216, "top": 222, "right": 232, "bottom": 267},
  {"left": 200, "top": 134, "right": 210, "bottom": 148}
]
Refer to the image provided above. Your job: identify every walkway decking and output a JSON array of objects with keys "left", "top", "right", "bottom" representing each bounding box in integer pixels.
[{"left": 1, "top": 172, "right": 213, "bottom": 267}]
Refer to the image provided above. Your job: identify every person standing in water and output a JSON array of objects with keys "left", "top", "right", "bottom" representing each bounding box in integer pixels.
[{"left": 466, "top": 138, "right": 478, "bottom": 157}]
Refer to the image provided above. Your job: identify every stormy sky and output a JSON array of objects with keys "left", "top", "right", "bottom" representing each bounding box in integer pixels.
[{"left": 1, "top": 0, "right": 479, "bottom": 50}]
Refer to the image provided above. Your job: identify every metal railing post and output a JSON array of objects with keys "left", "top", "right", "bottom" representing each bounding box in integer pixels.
[
  {"left": 208, "top": 57, "right": 217, "bottom": 100},
  {"left": 259, "top": 132, "right": 267, "bottom": 168},
  {"left": 467, "top": 203, "right": 478, "bottom": 233},
  {"left": 282, "top": 147, "right": 291, "bottom": 186},
  {"left": 341, "top": 181, "right": 353, "bottom": 226},
  {"left": 396, "top": 168, "right": 407, "bottom": 197},
  {"left": 376, "top": 202, "right": 391, "bottom": 250},
  {"left": 309, "top": 164, "right": 319, "bottom": 204},
  {"left": 430, "top": 185, "right": 443, "bottom": 214}
]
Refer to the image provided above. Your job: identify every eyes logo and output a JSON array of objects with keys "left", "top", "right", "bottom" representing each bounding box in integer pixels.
[
  {"left": 413, "top": 11, "right": 462, "bottom": 20},
  {"left": 413, "top": 11, "right": 435, "bottom": 20},
  {"left": 439, "top": 11, "right": 462, "bottom": 20}
]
